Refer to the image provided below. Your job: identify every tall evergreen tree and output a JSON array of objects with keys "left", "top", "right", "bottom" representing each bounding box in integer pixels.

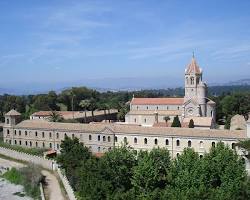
[{"left": 171, "top": 115, "right": 181, "bottom": 127}]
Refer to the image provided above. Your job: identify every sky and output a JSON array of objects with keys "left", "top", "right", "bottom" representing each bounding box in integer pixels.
[{"left": 0, "top": 0, "right": 250, "bottom": 93}]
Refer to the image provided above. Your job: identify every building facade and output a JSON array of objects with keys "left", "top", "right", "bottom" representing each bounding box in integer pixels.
[
  {"left": 125, "top": 56, "right": 216, "bottom": 128},
  {"left": 3, "top": 110, "right": 247, "bottom": 158}
]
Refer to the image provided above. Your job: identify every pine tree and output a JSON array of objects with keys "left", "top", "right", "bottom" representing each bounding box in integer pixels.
[
  {"left": 188, "top": 119, "right": 195, "bottom": 128},
  {"left": 171, "top": 115, "right": 181, "bottom": 127}
]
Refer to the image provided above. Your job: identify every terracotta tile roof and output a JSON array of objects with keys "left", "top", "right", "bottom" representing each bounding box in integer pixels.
[
  {"left": 186, "top": 57, "right": 201, "bottom": 74},
  {"left": 131, "top": 98, "right": 184, "bottom": 105},
  {"left": 127, "top": 110, "right": 182, "bottom": 116},
  {"left": 5, "top": 109, "right": 21, "bottom": 116},
  {"left": 13, "top": 120, "right": 247, "bottom": 140}
]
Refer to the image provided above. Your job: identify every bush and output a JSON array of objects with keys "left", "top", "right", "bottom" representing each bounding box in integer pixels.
[{"left": 2, "top": 164, "right": 43, "bottom": 199}]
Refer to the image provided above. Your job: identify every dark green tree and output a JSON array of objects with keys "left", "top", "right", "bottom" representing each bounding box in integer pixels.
[
  {"left": 188, "top": 119, "right": 195, "bottom": 128},
  {"left": 171, "top": 115, "right": 181, "bottom": 127}
]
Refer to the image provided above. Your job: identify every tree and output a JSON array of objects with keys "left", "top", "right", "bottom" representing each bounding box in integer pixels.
[
  {"left": 163, "top": 116, "right": 170, "bottom": 126},
  {"left": 188, "top": 119, "right": 195, "bottom": 128},
  {"left": 201, "top": 142, "right": 247, "bottom": 199},
  {"left": 48, "top": 111, "right": 63, "bottom": 122},
  {"left": 132, "top": 148, "right": 171, "bottom": 195},
  {"left": 171, "top": 115, "right": 181, "bottom": 127},
  {"left": 100, "top": 145, "right": 136, "bottom": 193},
  {"left": 79, "top": 99, "right": 91, "bottom": 123},
  {"left": 88, "top": 98, "right": 98, "bottom": 121},
  {"left": 57, "top": 136, "right": 92, "bottom": 189}
]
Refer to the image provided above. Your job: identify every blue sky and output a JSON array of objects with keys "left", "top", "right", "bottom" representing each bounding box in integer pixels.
[{"left": 0, "top": 0, "right": 250, "bottom": 92}]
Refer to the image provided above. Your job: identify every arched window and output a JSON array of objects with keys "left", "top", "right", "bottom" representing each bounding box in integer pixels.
[
  {"left": 144, "top": 138, "right": 147, "bottom": 145},
  {"left": 98, "top": 135, "right": 100, "bottom": 141},
  {"left": 176, "top": 153, "right": 180, "bottom": 157},
  {"left": 89, "top": 135, "right": 92, "bottom": 140},
  {"left": 156, "top": 106, "right": 158, "bottom": 110},
  {"left": 134, "top": 118, "right": 136, "bottom": 122},
  {"left": 25, "top": 131, "right": 28, "bottom": 136},
  {"left": 19, "top": 141, "right": 22, "bottom": 145},
  {"left": 64, "top": 133, "right": 67, "bottom": 138},
  {"left": 200, "top": 155, "right": 203, "bottom": 159},
  {"left": 124, "top": 137, "right": 127, "bottom": 143},
  {"left": 49, "top": 132, "right": 52, "bottom": 138},
  {"left": 72, "top": 134, "right": 75, "bottom": 138},
  {"left": 14, "top": 130, "right": 17, "bottom": 135},
  {"left": 57, "top": 144, "right": 60, "bottom": 149},
  {"left": 14, "top": 140, "right": 17, "bottom": 145},
  {"left": 30, "top": 141, "right": 32, "bottom": 147},
  {"left": 6, "top": 118, "right": 9, "bottom": 124},
  {"left": 35, "top": 131, "right": 38, "bottom": 137},
  {"left": 115, "top": 136, "right": 118, "bottom": 142},
  {"left": 144, "top": 118, "right": 147, "bottom": 123},
  {"left": 19, "top": 130, "right": 21, "bottom": 136},
  {"left": 36, "top": 142, "right": 38, "bottom": 147},
  {"left": 42, "top": 142, "right": 45, "bottom": 148},
  {"left": 134, "top": 137, "right": 137, "bottom": 144},
  {"left": 49, "top": 143, "right": 52, "bottom": 148},
  {"left": 108, "top": 147, "right": 111, "bottom": 151},
  {"left": 212, "top": 142, "right": 215, "bottom": 147},
  {"left": 98, "top": 147, "right": 101, "bottom": 152},
  {"left": 167, "top": 106, "right": 169, "bottom": 110},
  {"left": 200, "top": 141, "right": 204, "bottom": 148},
  {"left": 211, "top": 111, "right": 213, "bottom": 117},
  {"left": 191, "top": 77, "right": 194, "bottom": 85},
  {"left": 176, "top": 139, "right": 180, "bottom": 146},
  {"left": 25, "top": 141, "right": 28, "bottom": 146},
  {"left": 146, "top": 106, "right": 149, "bottom": 110},
  {"left": 56, "top": 133, "right": 59, "bottom": 139},
  {"left": 108, "top": 136, "right": 111, "bottom": 142},
  {"left": 103, "top": 136, "right": 106, "bottom": 142},
  {"left": 188, "top": 140, "right": 192, "bottom": 147},
  {"left": 137, "top": 106, "right": 139, "bottom": 110},
  {"left": 232, "top": 143, "right": 236, "bottom": 149},
  {"left": 7, "top": 129, "right": 10, "bottom": 134},
  {"left": 165, "top": 139, "right": 169, "bottom": 145},
  {"left": 186, "top": 77, "right": 188, "bottom": 84},
  {"left": 154, "top": 138, "right": 158, "bottom": 145},
  {"left": 177, "top": 106, "right": 180, "bottom": 110}
]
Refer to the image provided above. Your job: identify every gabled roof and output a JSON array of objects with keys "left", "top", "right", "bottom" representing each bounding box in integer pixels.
[
  {"left": 186, "top": 56, "right": 201, "bottom": 74},
  {"left": 131, "top": 98, "right": 184, "bottom": 105},
  {"left": 5, "top": 109, "right": 21, "bottom": 116}
]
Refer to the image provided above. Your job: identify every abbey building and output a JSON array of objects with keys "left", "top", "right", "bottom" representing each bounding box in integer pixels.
[{"left": 125, "top": 56, "right": 216, "bottom": 129}]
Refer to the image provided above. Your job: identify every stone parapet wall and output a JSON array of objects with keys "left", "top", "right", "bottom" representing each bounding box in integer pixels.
[
  {"left": 0, "top": 147, "right": 54, "bottom": 170},
  {"left": 57, "top": 168, "right": 77, "bottom": 200}
]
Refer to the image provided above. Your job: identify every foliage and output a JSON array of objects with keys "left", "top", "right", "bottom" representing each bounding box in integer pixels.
[
  {"left": 48, "top": 111, "right": 63, "bottom": 122},
  {"left": 57, "top": 137, "right": 249, "bottom": 200},
  {"left": 171, "top": 116, "right": 181, "bottom": 127},
  {"left": 2, "top": 164, "right": 43, "bottom": 199},
  {"left": 0, "top": 141, "right": 47, "bottom": 156},
  {"left": 188, "top": 119, "right": 195, "bottom": 128}
]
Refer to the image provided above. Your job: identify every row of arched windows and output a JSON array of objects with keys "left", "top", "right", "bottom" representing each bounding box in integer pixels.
[
  {"left": 12, "top": 139, "right": 60, "bottom": 149},
  {"left": 96, "top": 135, "right": 111, "bottom": 142},
  {"left": 116, "top": 137, "right": 236, "bottom": 149},
  {"left": 12, "top": 130, "right": 61, "bottom": 139}
]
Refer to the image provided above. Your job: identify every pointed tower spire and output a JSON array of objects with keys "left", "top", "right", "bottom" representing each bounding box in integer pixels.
[{"left": 186, "top": 54, "right": 201, "bottom": 74}]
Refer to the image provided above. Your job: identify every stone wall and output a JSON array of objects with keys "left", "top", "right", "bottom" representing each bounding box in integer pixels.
[
  {"left": 57, "top": 168, "right": 77, "bottom": 200},
  {"left": 0, "top": 147, "right": 55, "bottom": 170}
]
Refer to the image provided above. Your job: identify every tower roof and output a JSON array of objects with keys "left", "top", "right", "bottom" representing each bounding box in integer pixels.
[
  {"left": 186, "top": 56, "right": 201, "bottom": 74},
  {"left": 5, "top": 109, "right": 21, "bottom": 116}
]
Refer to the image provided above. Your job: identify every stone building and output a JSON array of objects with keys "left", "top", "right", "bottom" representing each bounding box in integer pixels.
[
  {"left": 3, "top": 109, "right": 247, "bottom": 158},
  {"left": 125, "top": 56, "right": 216, "bottom": 128}
]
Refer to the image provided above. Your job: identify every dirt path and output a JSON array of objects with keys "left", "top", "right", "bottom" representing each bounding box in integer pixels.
[
  {"left": 0, "top": 157, "right": 65, "bottom": 200},
  {"left": 42, "top": 170, "right": 65, "bottom": 200}
]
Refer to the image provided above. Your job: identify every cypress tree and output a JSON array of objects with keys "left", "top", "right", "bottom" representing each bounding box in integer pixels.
[
  {"left": 171, "top": 115, "right": 181, "bottom": 127},
  {"left": 188, "top": 119, "right": 195, "bottom": 128}
]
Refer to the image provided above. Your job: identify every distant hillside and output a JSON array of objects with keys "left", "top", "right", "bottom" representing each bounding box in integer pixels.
[{"left": 225, "top": 78, "right": 250, "bottom": 86}]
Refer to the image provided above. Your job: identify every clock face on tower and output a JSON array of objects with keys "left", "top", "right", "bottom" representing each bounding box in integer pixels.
[{"left": 187, "top": 108, "right": 194, "bottom": 116}]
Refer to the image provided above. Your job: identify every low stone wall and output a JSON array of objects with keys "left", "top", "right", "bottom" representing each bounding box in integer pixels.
[
  {"left": 0, "top": 147, "right": 55, "bottom": 170},
  {"left": 57, "top": 168, "right": 77, "bottom": 200}
]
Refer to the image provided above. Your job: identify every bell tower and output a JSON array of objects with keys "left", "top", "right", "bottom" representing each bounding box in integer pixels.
[{"left": 184, "top": 54, "right": 203, "bottom": 102}]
